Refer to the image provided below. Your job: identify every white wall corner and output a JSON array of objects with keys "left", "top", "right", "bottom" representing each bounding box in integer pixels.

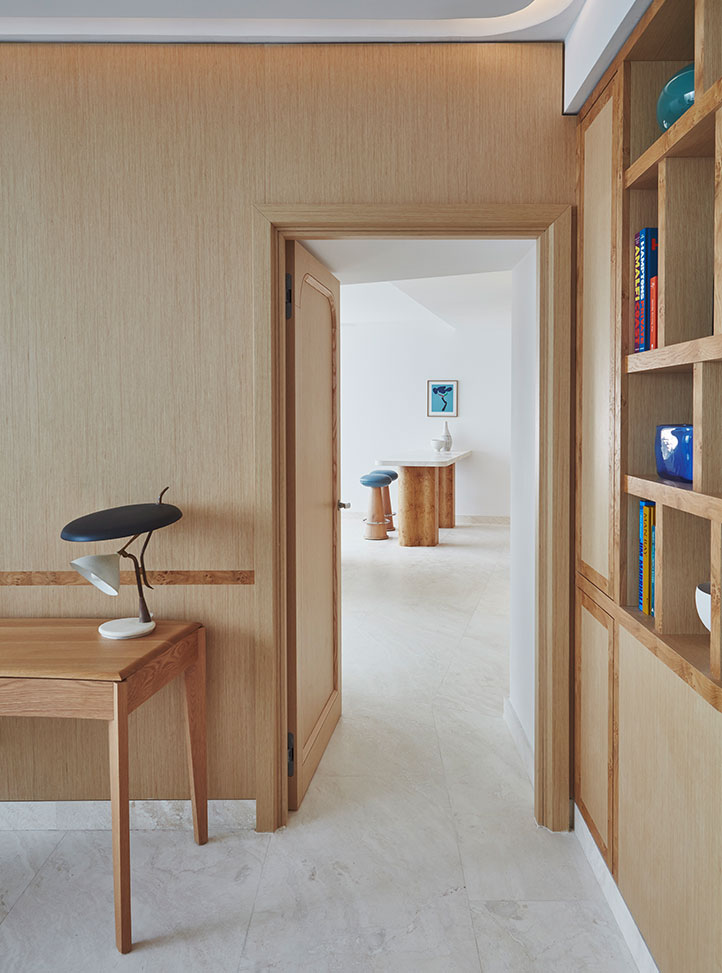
[
  {"left": 573, "top": 806, "right": 660, "bottom": 973},
  {"left": 563, "top": 0, "right": 654, "bottom": 113},
  {"left": 503, "top": 696, "right": 534, "bottom": 785}
]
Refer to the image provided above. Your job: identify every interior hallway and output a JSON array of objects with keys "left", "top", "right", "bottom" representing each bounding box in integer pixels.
[{"left": 0, "top": 520, "right": 635, "bottom": 971}]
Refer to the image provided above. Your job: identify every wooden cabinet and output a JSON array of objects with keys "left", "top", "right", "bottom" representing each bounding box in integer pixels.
[
  {"left": 577, "top": 76, "right": 620, "bottom": 596},
  {"left": 574, "top": 590, "right": 615, "bottom": 870}
]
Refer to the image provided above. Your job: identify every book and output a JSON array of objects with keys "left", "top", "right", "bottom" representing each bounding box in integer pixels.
[
  {"left": 640, "top": 228, "right": 658, "bottom": 350},
  {"left": 639, "top": 231, "right": 647, "bottom": 350},
  {"left": 639, "top": 500, "right": 655, "bottom": 614},
  {"left": 650, "top": 275, "right": 658, "bottom": 350},
  {"left": 650, "top": 517, "right": 655, "bottom": 617},
  {"left": 634, "top": 232, "right": 643, "bottom": 352}
]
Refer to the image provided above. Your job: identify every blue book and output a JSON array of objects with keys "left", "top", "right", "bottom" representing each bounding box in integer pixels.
[
  {"left": 640, "top": 228, "right": 658, "bottom": 350},
  {"left": 650, "top": 520, "right": 655, "bottom": 617},
  {"left": 639, "top": 501, "right": 645, "bottom": 612}
]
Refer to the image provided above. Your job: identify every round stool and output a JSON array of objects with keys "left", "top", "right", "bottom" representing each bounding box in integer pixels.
[
  {"left": 360, "top": 472, "right": 392, "bottom": 540},
  {"left": 375, "top": 468, "right": 398, "bottom": 531}
]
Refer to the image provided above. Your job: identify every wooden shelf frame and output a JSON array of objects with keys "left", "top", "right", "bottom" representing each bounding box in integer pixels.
[{"left": 624, "top": 333, "right": 722, "bottom": 372}]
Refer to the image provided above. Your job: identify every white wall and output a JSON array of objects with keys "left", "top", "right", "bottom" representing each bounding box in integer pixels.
[
  {"left": 564, "top": 0, "right": 653, "bottom": 112},
  {"left": 340, "top": 272, "right": 512, "bottom": 517},
  {"left": 508, "top": 244, "right": 538, "bottom": 750}
]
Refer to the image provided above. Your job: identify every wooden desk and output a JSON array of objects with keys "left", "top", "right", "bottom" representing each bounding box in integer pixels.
[
  {"left": 0, "top": 618, "right": 207, "bottom": 954},
  {"left": 375, "top": 451, "right": 472, "bottom": 546}
]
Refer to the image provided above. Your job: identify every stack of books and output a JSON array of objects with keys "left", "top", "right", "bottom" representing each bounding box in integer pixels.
[
  {"left": 634, "top": 227, "right": 658, "bottom": 352},
  {"left": 639, "top": 500, "right": 656, "bottom": 616}
]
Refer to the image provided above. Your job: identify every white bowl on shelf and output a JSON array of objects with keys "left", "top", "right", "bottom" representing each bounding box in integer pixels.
[
  {"left": 431, "top": 438, "right": 445, "bottom": 452},
  {"left": 696, "top": 582, "right": 711, "bottom": 632}
]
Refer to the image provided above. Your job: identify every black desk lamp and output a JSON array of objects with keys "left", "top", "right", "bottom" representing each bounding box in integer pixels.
[{"left": 61, "top": 488, "right": 182, "bottom": 640}]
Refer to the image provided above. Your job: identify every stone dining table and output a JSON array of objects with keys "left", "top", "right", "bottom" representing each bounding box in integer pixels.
[{"left": 374, "top": 450, "right": 472, "bottom": 547}]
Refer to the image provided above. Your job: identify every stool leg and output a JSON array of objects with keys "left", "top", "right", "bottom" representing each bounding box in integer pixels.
[
  {"left": 364, "top": 486, "right": 389, "bottom": 540},
  {"left": 109, "top": 682, "right": 132, "bottom": 954},
  {"left": 382, "top": 484, "right": 395, "bottom": 531}
]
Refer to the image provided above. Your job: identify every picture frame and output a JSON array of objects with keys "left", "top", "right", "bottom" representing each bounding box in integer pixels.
[{"left": 427, "top": 380, "right": 458, "bottom": 417}]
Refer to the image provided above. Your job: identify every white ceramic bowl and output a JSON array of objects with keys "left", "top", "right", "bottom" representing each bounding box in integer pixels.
[
  {"left": 696, "top": 582, "right": 711, "bottom": 632},
  {"left": 431, "top": 438, "right": 445, "bottom": 452}
]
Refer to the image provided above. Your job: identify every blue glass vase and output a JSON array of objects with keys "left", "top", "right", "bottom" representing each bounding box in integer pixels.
[
  {"left": 657, "top": 63, "right": 694, "bottom": 132},
  {"left": 655, "top": 424, "right": 693, "bottom": 483}
]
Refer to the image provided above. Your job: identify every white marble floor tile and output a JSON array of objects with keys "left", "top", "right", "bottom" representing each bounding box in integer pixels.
[
  {"left": 0, "top": 831, "right": 64, "bottom": 923},
  {"left": 470, "top": 899, "right": 637, "bottom": 972}
]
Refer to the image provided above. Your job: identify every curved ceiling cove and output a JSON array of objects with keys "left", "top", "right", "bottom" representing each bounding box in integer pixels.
[{"left": 3, "top": 0, "right": 534, "bottom": 15}]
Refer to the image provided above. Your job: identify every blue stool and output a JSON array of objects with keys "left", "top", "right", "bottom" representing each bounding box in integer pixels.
[
  {"left": 360, "top": 472, "right": 392, "bottom": 540},
  {"left": 375, "top": 468, "right": 398, "bottom": 531}
]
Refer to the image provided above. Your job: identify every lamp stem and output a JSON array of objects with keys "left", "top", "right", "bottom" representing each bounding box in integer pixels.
[{"left": 119, "top": 550, "right": 152, "bottom": 623}]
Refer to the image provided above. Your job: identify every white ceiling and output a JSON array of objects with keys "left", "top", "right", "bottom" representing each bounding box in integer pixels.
[
  {"left": 303, "top": 238, "right": 535, "bottom": 284},
  {"left": 0, "top": 0, "right": 586, "bottom": 42}
]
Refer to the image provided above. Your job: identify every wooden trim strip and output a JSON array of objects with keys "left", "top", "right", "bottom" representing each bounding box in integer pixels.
[{"left": 0, "top": 570, "right": 254, "bottom": 586}]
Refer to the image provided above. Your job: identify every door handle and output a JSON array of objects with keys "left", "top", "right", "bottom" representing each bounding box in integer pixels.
[{"left": 337, "top": 501, "right": 351, "bottom": 510}]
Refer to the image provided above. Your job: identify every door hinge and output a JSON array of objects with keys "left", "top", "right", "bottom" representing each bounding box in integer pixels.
[
  {"left": 287, "top": 731, "right": 295, "bottom": 777},
  {"left": 285, "top": 273, "right": 293, "bottom": 319}
]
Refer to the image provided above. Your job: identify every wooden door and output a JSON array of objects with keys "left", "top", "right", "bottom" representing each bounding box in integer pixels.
[{"left": 286, "top": 241, "right": 342, "bottom": 810}]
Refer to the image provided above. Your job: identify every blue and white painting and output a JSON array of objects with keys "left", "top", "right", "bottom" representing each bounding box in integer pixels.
[{"left": 428, "top": 380, "right": 458, "bottom": 417}]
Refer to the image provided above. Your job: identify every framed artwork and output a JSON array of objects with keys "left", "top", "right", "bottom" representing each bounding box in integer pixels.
[{"left": 427, "top": 380, "right": 458, "bottom": 417}]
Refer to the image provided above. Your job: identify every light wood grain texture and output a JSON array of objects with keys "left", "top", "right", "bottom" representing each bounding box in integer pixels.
[
  {"left": 625, "top": 372, "right": 692, "bottom": 479},
  {"left": 381, "top": 485, "right": 395, "bottom": 532},
  {"left": 693, "top": 361, "right": 722, "bottom": 495},
  {"left": 659, "top": 157, "right": 715, "bottom": 345},
  {"left": 575, "top": 591, "right": 613, "bottom": 864},
  {"left": 183, "top": 627, "right": 208, "bottom": 846},
  {"left": 716, "top": 108, "right": 722, "bottom": 338},
  {"left": 626, "top": 472, "right": 722, "bottom": 520},
  {"left": 618, "top": 623, "right": 722, "bottom": 973},
  {"left": 578, "top": 94, "right": 615, "bottom": 590},
  {"left": 624, "top": 333, "right": 722, "bottom": 371},
  {"left": 535, "top": 208, "right": 574, "bottom": 832},
  {"left": 125, "top": 634, "right": 198, "bottom": 715},
  {"left": 0, "top": 571, "right": 254, "bottom": 586},
  {"left": 109, "top": 681, "right": 131, "bottom": 954},
  {"left": 696, "top": 0, "right": 722, "bottom": 98},
  {"left": 629, "top": 60, "right": 692, "bottom": 164},
  {"left": 437, "top": 464, "right": 455, "bottom": 529},
  {"left": 655, "top": 505, "right": 709, "bottom": 635},
  {"left": 398, "top": 467, "right": 440, "bottom": 547},
  {"left": 711, "top": 522, "right": 722, "bottom": 679},
  {"left": 0, "top": 678, "right": 114, "bottom": 720},
  {"left": 364, "top": 487, "right": 389, "bottom": 541},
  {"left": 286, "top": 243, "right": 341, "bottom": 811}
]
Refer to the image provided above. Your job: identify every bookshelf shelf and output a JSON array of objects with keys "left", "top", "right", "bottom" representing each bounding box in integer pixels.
[
  {"left": 625, "top": 473, "right": 722, "bottom": 519},
  {"left": 624, "top": 334, "right": 722, "bottom": 372}
]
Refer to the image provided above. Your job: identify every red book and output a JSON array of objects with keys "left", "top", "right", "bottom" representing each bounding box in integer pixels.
[{"left": 650, "top": 275, "right": 658, "bottom": 349}]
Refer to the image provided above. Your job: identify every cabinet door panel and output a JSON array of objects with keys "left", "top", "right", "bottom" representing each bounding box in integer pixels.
[
  {"left": 577, "top": 80, "right": 618, "bottom": 593},
  {"left": 575, "top": 589, "right": 614, "bottom": 866}
]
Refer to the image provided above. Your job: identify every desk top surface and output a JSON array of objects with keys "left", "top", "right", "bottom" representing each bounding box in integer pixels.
[
  {"left": 375, "top": 449, "right": 472, "bottom": 468},
  {"left": 0, "top": 619, "right": 201, "bottom": 681}
]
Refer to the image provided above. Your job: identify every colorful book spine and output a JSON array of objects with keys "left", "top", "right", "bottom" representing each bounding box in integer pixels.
[
  {"left": 639, "top": 500, "right": 645, "bottom": 611},
  {"left": 639, "top": 231, "right": 647, "bottom": 350},
  {"left": 650, "top": 518, "right": 655, "bottom": 617},
  {"left": 650, "top": 275, "right": 658, "bottom": 350},
  {"left": 638, "top": 500, "right": 655, "bottom": 615},
  {"left": 634, "top": 232, "right": 643, "bottom": 352},
  {"left": 641, "top": 227, "right": 658, "bottom": 350}
]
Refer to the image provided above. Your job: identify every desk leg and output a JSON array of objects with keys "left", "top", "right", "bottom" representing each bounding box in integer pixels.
[
  {"left": 398, "top": 466, "right": 439, "bottom": 547},
  {"left": 438, "top": 464, "right": 455, "bottom": 528},
  {"left": 183, "top": 628, "right": 208, "bottom": 845},
  {"left": 109, "top": 682, "right": 131, "bottom": 954}
]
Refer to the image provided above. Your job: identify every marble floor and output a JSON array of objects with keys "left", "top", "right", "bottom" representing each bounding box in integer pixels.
[{"left": 0, "top": 522, "right": 637, "bottom": 972}]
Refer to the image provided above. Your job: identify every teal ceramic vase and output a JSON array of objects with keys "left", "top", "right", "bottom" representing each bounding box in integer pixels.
[{"left": 657, "top": 63, "right": 695, "bottom": 131}]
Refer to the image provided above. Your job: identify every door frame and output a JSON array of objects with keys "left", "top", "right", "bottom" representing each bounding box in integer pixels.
[{"left": 252, "top": 203, "right": 574, "bottom": 833}]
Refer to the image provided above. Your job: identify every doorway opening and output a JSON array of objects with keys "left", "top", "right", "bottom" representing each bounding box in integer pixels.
[{"left": 251, "top": 204, "right": 572, "bottom": 833}]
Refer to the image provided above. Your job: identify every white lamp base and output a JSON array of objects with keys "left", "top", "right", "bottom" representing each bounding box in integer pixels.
[{"left": 98, "top": 617, "right": 157, "bottom": 640}]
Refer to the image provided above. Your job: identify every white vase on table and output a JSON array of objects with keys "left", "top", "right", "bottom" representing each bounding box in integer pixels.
[{"left": 441, "top": 421, "right": 452, "bottom": 452}]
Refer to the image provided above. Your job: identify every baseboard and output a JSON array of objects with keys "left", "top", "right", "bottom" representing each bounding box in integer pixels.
[
  {"left": 573, "top": 806, "right": 659, "bottom": 973},
  {"left": 503, "top": 696, "right": 534, "bottom": 785},
  {"left": 0, "top": 800, "right": 255, "bottom": 832},
  {"left": 457, "top": 515, "right": 511, "bottom": 525}
]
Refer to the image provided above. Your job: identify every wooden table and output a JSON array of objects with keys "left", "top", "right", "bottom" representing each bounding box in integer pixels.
[
  {"left": 375, "top": 450, "right": 472, "bottom": 546},
  {"left": 0, "top": 618, "right": 207, "bottom": 954}
]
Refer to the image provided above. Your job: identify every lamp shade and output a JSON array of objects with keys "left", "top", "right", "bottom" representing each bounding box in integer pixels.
[
  {"left": 70, "top": 554, "right": 120, "bottom": 596},
  {"left": 61, "top": 502, "right": 182, "bottom": 543}
]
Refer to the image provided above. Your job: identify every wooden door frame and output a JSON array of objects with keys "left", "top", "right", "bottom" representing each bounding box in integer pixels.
[{"left": 252, "top": 203, "right": 574, "bottom": 833}]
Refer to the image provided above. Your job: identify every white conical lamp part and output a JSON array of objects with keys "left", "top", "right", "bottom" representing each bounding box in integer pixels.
[{"left": 70, "top": 554, "right": 120, "bottom": 596}]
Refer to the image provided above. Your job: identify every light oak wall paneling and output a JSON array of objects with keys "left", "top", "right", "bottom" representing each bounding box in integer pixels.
[
  {"left": 0, "top": 585, "right": 255, "bottom": 800},
  {"left": 711, "top": 521, "right": 722, "bottom": 679},
  {"left": 627, "top": 60, "right": 692, "bottom": 164},
  {"left": 624, "top": 371, "right": 692, "bottom": 478},
  {"left": 655, "top": 505, "right": 710, "bottom": 637},
  {"left": 618, "top": 623, "right": 722, "bottom": 973},
  {"left": 575, "top": 590, "right": 614, "bottom": 867},
  {"left": 625, "top": 0, "right": 694, "bottom": 63},
  {"left": 578, "top": 89, "right": 615, "bottom": 592},
  {"left": 696, "top": 0, "right": 722, "bottom": 99},
  {"left": 658, "top": 156, "right": 715, "bottom": 346},
  {"left": 693, "top": 361, "right": 722, "bottom": 496}
]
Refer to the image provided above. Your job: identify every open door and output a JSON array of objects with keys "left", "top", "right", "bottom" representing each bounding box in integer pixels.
[{"left": 286, "top": 241, "right": 342, "bottom": 810}]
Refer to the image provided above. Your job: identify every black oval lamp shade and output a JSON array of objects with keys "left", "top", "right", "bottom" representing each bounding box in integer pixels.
[{"left": 61, "top": 503, "right": 182, "bottom": 542}]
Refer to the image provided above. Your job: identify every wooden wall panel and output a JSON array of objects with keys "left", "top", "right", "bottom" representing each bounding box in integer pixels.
[
  {"left": 579, "top": 94, "right": 615, "bottom": 589},
  {"left": 618, "top": 624, "right": 722, "bottom": 972},
  {"left": 0, "top": 43, "right": 574, "bottom": 800}
]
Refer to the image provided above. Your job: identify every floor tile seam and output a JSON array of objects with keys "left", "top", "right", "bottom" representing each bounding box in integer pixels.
[
  {"left": 236, "top": 831, "right": 273, "bottom": 970},
  {"left": 0, "top": 830, "right": 68, "bottom": 930},
  {"left": 430, "top": 705, "right": 484, "bottom": 973}
]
